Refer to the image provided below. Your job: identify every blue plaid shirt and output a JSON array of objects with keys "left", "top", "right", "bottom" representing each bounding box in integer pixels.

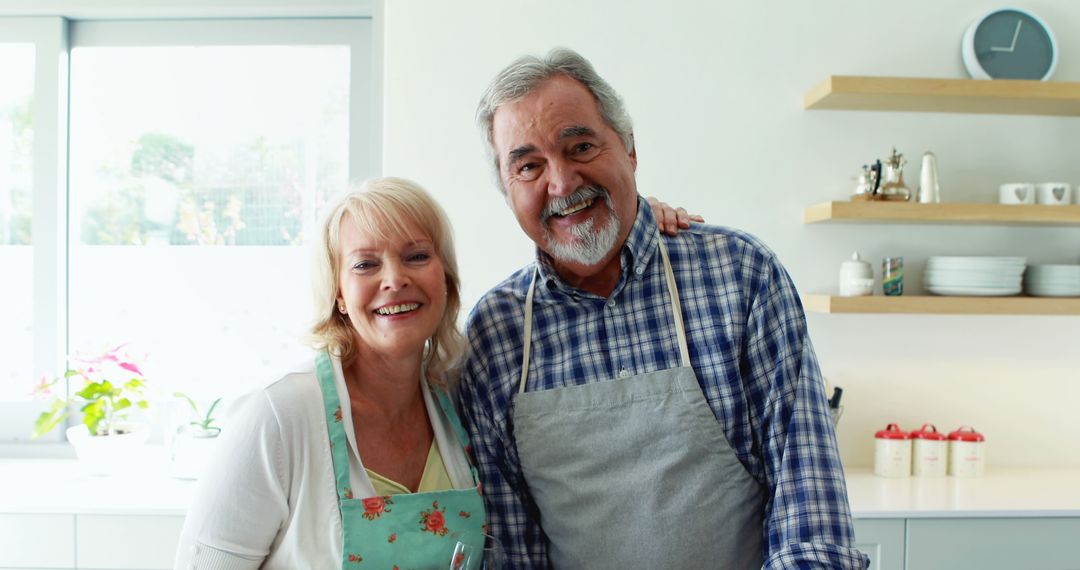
[{"left": 458, "top": 197, "right": 868, "bottom": 569}]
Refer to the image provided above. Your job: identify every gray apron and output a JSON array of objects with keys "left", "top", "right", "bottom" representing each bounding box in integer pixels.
[{"left": 513, "top": 238, "right": 765, "bottom": 569}]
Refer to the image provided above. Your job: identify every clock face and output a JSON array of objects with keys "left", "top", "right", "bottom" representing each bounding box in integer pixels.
[{"left": 973, "top": 9, "right": 1054, "bottom": 80}]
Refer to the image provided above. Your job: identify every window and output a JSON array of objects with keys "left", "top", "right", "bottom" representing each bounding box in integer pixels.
[
  {"left": 0, "top": 42, "right": 35, "bottom": 401},
  {"left": 0, "top": 18, "right": 376, "bottom": 442}
]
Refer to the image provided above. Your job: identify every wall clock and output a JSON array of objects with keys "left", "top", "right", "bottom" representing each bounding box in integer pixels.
[{"left": 962, "top": 8, "right": 1057, "bottom": 80}]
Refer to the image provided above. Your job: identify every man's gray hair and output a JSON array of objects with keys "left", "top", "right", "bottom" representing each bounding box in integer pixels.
[{"left": 476, "top": 47, "right": 635, "bottom": 194}]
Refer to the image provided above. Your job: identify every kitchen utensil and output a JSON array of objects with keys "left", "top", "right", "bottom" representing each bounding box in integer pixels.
[
  {"left": 877, "top": 148, "right": 911, "bottom": 201},
  {"left": 874, "top": 423, "right": 911, "bottom": 478},
  {"left": 882, "top": 257, "right": 904, "bottom": 296},
  {"left": 910, "top": 424, "right": 947, "bottom": 477},
  {"left": 917, "top": 152, "right": 940, "bottom": 203},
  {"left": 1036, "top": 182, "right": 1071, "bottom": 205},
  {"left": 839, "top": 252, "right": 874, "bottom": 296},
  {"left": 948, "top": 426, "right": 986, "bottom": 477},
  {"left": 999, "top": 183, "right": 1035, "bottom": 204}
]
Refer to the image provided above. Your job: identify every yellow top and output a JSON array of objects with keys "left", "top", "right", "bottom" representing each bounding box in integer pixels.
[{"left": 366, "top": 439, "right": 454, "bottom": 495}]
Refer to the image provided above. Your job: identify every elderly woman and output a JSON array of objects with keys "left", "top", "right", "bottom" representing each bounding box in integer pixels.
[
  {"left": 176, "top": 177, "right": 486, "bottom": 569},
  {"left": 174, "top": 177, "right": 695, "bottom": 569}
]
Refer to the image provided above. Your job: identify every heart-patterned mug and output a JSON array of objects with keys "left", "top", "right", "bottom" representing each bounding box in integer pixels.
[
  {"left": 1036, "top": 183, "right": 1072, "bottom": 206},
  {"left": 999, "top": 183, "right": 1035, "bottom": 205}
]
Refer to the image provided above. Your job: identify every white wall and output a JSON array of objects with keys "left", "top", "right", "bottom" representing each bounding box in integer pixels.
[{"left": 381, "top": 0, "right": 1080, "bottom": 468}]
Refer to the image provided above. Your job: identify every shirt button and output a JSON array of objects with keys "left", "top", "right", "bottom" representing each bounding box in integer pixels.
[
  {"left": 618, "top": 368, "right": 630, "bottom": 378},
  {"left": 607, "top": 299, "right": 616, "bottom": 308},
  {"left": 635, "top": 266, "right": 644, "bottom": 275}
]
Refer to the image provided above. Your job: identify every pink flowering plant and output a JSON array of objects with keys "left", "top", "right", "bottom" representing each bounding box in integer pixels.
[{"left": 32, "top": 344, "right": 151, "bottom": 438}]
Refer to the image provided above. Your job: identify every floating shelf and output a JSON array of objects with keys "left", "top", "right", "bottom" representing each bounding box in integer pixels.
[
  {"left": 804, "top": 76, "right": 1080, "bottom": 116},
  {"left": 803, "top": 294, "right": 1080, "bottom": 315},
  {"left": 803, "top": 201, "right": 1080, "bottom": 226}
]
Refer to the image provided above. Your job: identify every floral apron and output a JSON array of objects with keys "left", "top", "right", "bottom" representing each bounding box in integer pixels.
[
  {"left": 316, "top": 352, "right": 486, "bottom": 569},
  {"left": 512, "top": 238, "right": 766, "bottom": 569}
]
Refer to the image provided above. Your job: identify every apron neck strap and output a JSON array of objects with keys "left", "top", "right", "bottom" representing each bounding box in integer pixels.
[
  {"left": 518, "top": 236, "right": 691, "bottom": 395},
  {"left": 657, "top": 239, "right": 692, "bottom": 367},
  {"left": 315, "top": 351, "right": 354, "bottom": 500}
]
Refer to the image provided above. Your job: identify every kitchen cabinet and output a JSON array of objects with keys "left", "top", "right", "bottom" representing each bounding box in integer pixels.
[
  {"left": 0, "top": 513, "right": 183, "bottom": 570},
  {"left": 0, "top": 514, "right": 75, "bottom": 568},
  {"left": 0, "top": 459, "right": 191, "bottom": 570},
  {"left": 847, "top": 468, "right": 1080, "bottom": 570},
  {"left": 803, "top": 75, "right": 1080, "bottom": 315},
  {"left": 852, "top": 519, "right": 904, "bottom": 570},
  {"left": 853, "top": 516, "right": 1080, "bottom": 570}
]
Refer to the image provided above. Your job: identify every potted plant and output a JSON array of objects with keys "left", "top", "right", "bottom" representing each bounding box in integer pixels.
[
  {"left": 170, "top": 392, "right": 223, "bottom": 479},
  {"left": 32, "top": 344, "right": 152, "bottom": 474}
]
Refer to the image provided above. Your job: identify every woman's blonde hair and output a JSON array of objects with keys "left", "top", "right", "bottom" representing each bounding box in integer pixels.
[{"left": 308, "top": 177, "right": 465, "bottom": 387}]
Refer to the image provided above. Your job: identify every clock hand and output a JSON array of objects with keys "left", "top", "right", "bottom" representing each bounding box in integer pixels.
[{"left": 991, "top": 20, "right": 1022, "bottom": 52}]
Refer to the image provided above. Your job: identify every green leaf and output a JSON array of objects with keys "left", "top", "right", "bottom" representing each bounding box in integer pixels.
[
  {"left": 204, "top": 398, "right": 223, "bottom": 423},
  {"left": 64, "top": 369, "right": 81, "bottom": 379},
  {"left": 136, "top": 400, "right": 150, "bottom": 410},
  {"left": 82, "top": 399, "right": 106, "bottom": 435},
  {"left": 114, "top": 398, "right": 132, "bottom": 412},
  {"left": 31, "top": 400, "right": 69, "bottom": 438},
  {"left": 76, "top": 380, "right": 113, "bottom": 400},
  {"left": 174, "top": 391, "right": 198, "bottom": 414}
]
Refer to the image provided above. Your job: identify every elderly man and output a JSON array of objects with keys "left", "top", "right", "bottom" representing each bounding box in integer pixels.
[{"left": 457, "top": 47, "right": 868, "bottom": 569}]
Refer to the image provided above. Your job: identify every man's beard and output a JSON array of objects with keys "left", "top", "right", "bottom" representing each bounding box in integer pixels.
[{"left": 540, "top": 185, "right": 621, "bottom": 267}]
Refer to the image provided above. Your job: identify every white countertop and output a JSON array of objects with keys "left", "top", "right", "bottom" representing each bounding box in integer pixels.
[
  {"left": 0, "top": 455, "right": 196, "bottom": 516},
  {"left": 2, "top": 456, "right": 1079, "bottom": 519},
  {"left": 845, "top": 466, "right": 1080, "bottom": 518}
]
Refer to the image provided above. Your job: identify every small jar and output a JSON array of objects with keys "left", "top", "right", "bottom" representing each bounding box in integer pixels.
[
  {"left": 948, "top": 426, "right": 986, "bottom": 477},
  {"left": 839, "top": 252, "right": 874, "bottom": 297},
  {"left": 910, "top": 423, "right": 947, "bottom": 477},
  {"left": 874, "top": 423, "right": 911, "bottom": 478}
]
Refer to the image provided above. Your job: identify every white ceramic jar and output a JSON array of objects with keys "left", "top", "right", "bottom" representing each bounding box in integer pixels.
[
  {"left": 948, "top": 426, "right": 986, "bottom": 477},
  {"left": 910, "top": 423, "right": 947, "bottom": 477},
  {"left": 874, "top": 423, "right": 911, "bottom": 478},
  {"left": 839, "top": 251, "right": 874, "bottom": 297}
]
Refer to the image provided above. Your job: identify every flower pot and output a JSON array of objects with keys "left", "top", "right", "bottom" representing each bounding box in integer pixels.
[
  {"left": 170, "top": 426, "right": 221, "bottom": 479},
  {"left": 66, "top": 423, "right": 150, "bottom": 476}
]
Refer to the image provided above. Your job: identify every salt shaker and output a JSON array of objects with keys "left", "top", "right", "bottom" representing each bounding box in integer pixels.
[
  {"left": 910, "top": 423, "right": 947, "bottom": 477},
  {"left": 948, "top": 426, "right": 986, "bottom": 477},
  {"left": 874, "top": 423, "right": 911, "bottom": 478},
  {"left": 917, "top": 152, "right": 941, "bottom": 203}
]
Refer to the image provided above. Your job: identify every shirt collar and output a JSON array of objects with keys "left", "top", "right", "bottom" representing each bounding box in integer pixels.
[{"left": 533, "top": 195, "right": 659, "bottom": 295}]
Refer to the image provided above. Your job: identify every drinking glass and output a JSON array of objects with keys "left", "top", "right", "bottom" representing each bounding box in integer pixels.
[{"left": 449, "top": 533, "right": 506, "bottom": 570}]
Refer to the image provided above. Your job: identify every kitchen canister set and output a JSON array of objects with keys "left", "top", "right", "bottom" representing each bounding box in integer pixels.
[{"left": 874, "top": 423, "right": 985, "bottom": 478}]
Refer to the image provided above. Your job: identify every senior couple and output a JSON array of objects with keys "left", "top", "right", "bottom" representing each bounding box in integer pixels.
[{"left": 177, "top": 48, "right": 869, "bottom": 570}]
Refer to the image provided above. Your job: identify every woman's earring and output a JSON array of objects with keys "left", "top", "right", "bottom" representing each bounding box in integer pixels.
[{"left": 338, "top": 303, "right": 347, "bottom": 314}]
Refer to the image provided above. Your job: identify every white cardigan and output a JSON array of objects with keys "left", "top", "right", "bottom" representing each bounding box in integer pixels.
[{"left": 174, "top": 356, "right": 476, "bottom": 570}]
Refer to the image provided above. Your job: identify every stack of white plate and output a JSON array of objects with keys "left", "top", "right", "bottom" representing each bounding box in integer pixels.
[
  {"left": 1024, "top": 265, "right": 1080, "bottom": 297},
  {"left": 925, "top": 256, "right": 1026, "bottom": 296}
]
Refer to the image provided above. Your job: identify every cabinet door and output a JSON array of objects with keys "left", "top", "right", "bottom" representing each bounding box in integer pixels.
[
  {"left": 76, "top": 514, "right": 185, "bottom": 570},
  {"left": 907, "top": 517, "right": 1080, "bottom": 570},
  {"left": 0, "top": 513, "right": 75, "bottom": 568},
  {"left": 853, "top": 519, "right": 904, "bottom": 570}
]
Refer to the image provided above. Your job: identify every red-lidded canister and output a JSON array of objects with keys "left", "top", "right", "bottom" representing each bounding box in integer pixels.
[
  {"left": 948, "top": 426, "right": 986, "bottom": 477},
  {"left": 874, "top": 423, "right": 911, "bottom": 478},
  {"left": 910, "top": 423, "right": 947, "bottom": 477}
]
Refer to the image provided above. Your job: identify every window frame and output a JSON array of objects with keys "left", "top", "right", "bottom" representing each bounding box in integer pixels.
[
  {"left": 0, "top": 15, "right": 378, "bottom": 450},
  {"left": 0, "top": 17, "right": 69, "bottom": 444}
]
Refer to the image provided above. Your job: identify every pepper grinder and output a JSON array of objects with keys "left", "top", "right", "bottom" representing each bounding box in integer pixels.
[{"left": 917, "top": 151, "right": 941, "bottom": 203}]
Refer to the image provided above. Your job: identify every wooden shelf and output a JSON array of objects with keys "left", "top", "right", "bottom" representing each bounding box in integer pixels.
[
  {"left": 804, "top": 76, "right": 1080, "bottom": 116},
  {"left": 804, "top": 294, "right": 1080, "bottom": 315},
  {"left": 803, "top": 201, "right": 1080, "bottom": 226}
]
